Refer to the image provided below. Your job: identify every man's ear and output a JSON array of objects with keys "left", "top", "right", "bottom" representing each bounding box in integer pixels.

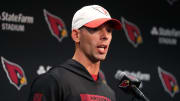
[{"left": 71, "top": 29, "right": 80, "bottom": 43}]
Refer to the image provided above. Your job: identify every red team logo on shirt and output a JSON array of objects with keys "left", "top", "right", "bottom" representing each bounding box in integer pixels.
[
  {"left": 158, "top": 66, "right": 179, "bottom": 97},
  {"left": 1, "top": 57, "right": 27, "bottom": 90},
  {"left": 121, "top": 17, "right": 143, "bottom": 48},
  {"left": 33, "top": 93, "right": 43, "bottom": 101},
  {"left": 80, "top": 94, "right": 111, "bottom": 101},
  {"left": 44, "top": 9, "right": 68, "bottom": 42}
]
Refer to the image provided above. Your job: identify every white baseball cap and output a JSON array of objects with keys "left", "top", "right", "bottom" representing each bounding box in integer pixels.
[{"left": 72, "top": 5, "right": 122, "bottom": 30}]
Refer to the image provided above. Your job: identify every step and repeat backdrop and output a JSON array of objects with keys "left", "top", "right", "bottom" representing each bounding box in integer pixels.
[{"left": 0, "top": 0, "right": 180, "bottom": 101}]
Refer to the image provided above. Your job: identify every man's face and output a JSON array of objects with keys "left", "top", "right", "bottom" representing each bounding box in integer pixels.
[{"left": 79, "top": 23, "right": 113, "bottom": 62}]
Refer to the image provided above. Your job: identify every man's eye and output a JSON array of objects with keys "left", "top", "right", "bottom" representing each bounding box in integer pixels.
[
  {"left": 86, "top": 27, "right": 98, "bottom": 32},
  {"left": 107, "top": 28, "right": 113, "bottom": 33}
]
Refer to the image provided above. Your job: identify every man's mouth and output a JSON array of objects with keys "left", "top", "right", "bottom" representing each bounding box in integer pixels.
[{"left": 97, "top": 45, "right": 107, "bottom": 54}]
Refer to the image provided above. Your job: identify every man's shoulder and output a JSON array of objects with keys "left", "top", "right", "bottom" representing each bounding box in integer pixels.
[
  {"left": 31, "top": 66, "right": 71, "bottom": 88},
  {"left": 48, "top": 66, "right": 71, "bottom": 79},
  {"left": 48, "top": 59, "right": 79, "bottom": 78}
]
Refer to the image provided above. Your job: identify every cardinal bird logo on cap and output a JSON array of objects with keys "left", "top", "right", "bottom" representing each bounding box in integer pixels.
[
  {"left": 92, "top": 6, "right": 109, "bottom": 16},
  {"left": 158, "top": 66, "right": 179, "bottom": 97},
  {"left": 44, "top": 9, "right": 68, "bottom": 42},
  {"left": 121, "top": 17, "right": 143, "bottom": 48},
  {"left": 1, "top": 57, "right": 27, "bottom": 90}
]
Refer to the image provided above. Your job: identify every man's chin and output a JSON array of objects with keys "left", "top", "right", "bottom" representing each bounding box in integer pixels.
[
  {"left": 89, "top": 56, "right": 106, "bottom": 63},
  {"left": 97, "top": 55, "right": 106, "bottom": 61}
]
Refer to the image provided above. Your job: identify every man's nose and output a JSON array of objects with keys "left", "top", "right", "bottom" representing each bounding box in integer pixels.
[{"left": 100, "top": 29, "right": 109, "bottom": 40}]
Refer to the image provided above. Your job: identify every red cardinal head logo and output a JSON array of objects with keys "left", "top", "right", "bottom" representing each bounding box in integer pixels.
[
  {"left": 121, "top": 17, "right": 143, "bottom": 48},
  {"left": 44, "top": 9, "right": 68, "bottom": 42},
  {"left": 158, "top": 66, "right": 179, "bottom": 97},
  {"left": 119, "top": 80, "right": 130, "bottom": 88},
  {"left": 1, "top": 57, "right": 27, "bottom": 90}
]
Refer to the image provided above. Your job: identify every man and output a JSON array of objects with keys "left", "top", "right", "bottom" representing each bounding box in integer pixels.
[{"left": 28, "top": 5, "right": 122, "bottom": 101}]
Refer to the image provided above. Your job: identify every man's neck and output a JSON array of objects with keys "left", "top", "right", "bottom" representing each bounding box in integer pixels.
[{"left": 72, "top": 50, "right": 100, "bottom": 75}]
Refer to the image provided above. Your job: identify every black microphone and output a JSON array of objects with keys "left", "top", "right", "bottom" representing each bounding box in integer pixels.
[{"left": 117, "top": 72, "right": 150, "bottom": 101}]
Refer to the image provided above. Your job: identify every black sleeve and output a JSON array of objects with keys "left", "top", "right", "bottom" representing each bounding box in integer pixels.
[{"left": 28, "top": 73, "right": 60, "bottom": 101}]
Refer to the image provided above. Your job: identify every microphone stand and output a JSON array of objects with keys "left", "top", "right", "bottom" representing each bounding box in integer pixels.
[
  {"left": 131, "top": 96, "right": 149, "bottom": 101},
  {"left": 131, "top": 85, "right": 150, "bottom": 101}
]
